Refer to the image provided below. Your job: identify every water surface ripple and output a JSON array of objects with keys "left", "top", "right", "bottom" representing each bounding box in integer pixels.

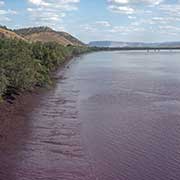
[{"left": 1, "top": 51, "right": 180, "bottom": 180}]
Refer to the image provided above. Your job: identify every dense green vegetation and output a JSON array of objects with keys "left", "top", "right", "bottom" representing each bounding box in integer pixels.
[{"left": 0, "top": 38, "right": 90, "bottom": 100}]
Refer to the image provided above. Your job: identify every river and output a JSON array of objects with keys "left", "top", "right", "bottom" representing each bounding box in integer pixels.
[{"left": 1, "top": 51, "right": 180, "bottom": 180}]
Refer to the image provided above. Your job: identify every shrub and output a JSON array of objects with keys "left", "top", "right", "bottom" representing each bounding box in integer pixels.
[{"left": 0, "top": 38, "right": 91, "bottom": 100}]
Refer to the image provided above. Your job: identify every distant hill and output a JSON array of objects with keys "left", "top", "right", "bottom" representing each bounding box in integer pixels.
[
  {"left": 89, "top": 41, "right": 180, "bottom": 48},
  {"left": 0, "top": 26, "right": 25, "bottom": 41},
  {"left": 15, "top": 27, "right": 85, "bottom": 46}
]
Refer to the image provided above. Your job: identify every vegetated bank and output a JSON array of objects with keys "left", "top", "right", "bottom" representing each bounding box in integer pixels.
[{"left": 0, "top": 38, "right": 92, "bottom": 102}]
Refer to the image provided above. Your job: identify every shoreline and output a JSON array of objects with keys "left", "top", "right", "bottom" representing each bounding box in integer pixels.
[
  {"left": 0, "top": 52, "right": 83, "bottom": 144},
  {"left": 0, "top": 89, "right": 43, "bottom": 144}
]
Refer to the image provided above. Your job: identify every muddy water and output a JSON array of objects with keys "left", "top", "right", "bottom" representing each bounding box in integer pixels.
[{"left": 1, "top": 51, "right": 180, "bottom": 180}]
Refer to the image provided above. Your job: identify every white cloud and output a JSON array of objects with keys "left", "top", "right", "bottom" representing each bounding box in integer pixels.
[
  {"left": 0, "top": 1, "right": 4, "bottom": 6},
  {"left": 76, "top": 1, "right": 180, "bottom": 43},
  {"left": 27, "top": 0, "right": 80, "bottom": 28},
  {"left": 28, "top": 0, "right": 80, "bottom": 10},
  {"left": 0, "top": 9, "right": 17, "bottom": 15},
  {"left": 80, "top": 21, "right": 111, "bottom": 33},
  {"left": 159, "top": 4, "right": 180, "bottom": 15},
  {"left": 108, "top": 0, "right": 129, "bottom": 4},
  {"left": 107, "top": 0, "right": 164, "bottom": 15},
  {"left": 0, "top": 1, "right": 17, "bottom": 22},
  {"left": 95, "top": 21, "right": 111, "bottom": 27},
  {"left": 108, "top": 4, "right": 135, "bottom": 14},
  {"left": 108, "top": 0, "right": 163, "bottom": 5},
  {"left": 29, "top": 0, "right": 50, "bottom": 6},
  {"left": 128, "top": 15, "right": 136, "bottom": 19}
]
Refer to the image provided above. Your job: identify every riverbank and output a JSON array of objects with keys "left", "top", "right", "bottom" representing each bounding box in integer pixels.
[
  {"left": 0, "top": 51, "right": 96, "bottom": 180},
  {"left": 0, "top": 89, "right": 42, "bottom": 144},
  {"left": 0, "top": 38, "right": 93, "bottom": 142},
  {"left": 0, "top": 38, "right": 92, "bottom": 101},
  {"left": 0, "top": 54, "right": 89, "bottom": 144}
]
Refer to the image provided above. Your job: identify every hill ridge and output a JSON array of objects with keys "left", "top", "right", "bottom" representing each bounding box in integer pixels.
[
  {"left": 15, "top": 26, "right": 84, "bottom": 46},
  {"left": 0, "top": 26, "right": 25, "bottom": 41}
]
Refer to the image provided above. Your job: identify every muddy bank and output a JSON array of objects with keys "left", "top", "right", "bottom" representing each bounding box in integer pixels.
[
  {"left": 0, "top": 90, "right": 43, "bottom": 144},
  {"left": 0, "top": 54, "right": 75, "bottom": 143},
  {"left": 0, "top": 53, "right": 94, "bottom": 180}
]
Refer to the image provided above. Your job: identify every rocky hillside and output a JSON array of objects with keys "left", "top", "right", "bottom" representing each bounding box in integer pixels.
[
  {"left": 0, "top": 26, "right": 25, "bottom": 41},
  {"left": 15, "top": 27, "right": 84, "bottom": 46}
]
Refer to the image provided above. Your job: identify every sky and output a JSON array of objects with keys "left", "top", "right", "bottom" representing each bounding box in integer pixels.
[{"left": 1, "top": 0, "right": 180, "bottom": 43}]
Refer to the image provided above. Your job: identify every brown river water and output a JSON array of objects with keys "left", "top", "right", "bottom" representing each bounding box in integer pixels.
[{"left": 1, "top": 51, "right": 180, "bottom": 180}]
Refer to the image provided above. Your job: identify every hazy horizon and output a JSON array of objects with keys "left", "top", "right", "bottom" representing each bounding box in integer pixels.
[{"left": 1, "top": 0, "right": 180, "bottom": 43}]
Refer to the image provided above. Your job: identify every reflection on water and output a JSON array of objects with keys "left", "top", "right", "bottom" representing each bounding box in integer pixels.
[{"left": 1, "top": 51, "right": 180, "bottom": 180}]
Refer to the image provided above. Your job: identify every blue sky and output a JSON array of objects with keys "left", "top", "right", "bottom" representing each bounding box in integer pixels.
[{"left": 1, "top": 0, "right": 180, "bottom": 43}]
